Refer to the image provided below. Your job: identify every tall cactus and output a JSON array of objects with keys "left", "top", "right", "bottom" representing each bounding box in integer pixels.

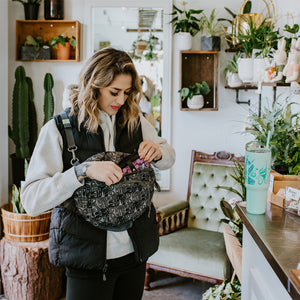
[
  {"left": 43, "top": 73, "right": 54, "bottom": 124},
  {"left": 8, "top": 66, "right": 38, "bottom": 159},
  {"left": 9, "top": 66, "right": 30, "bottom": 159},
  {"left": 27, "top": 77, "right": 38, "bottom": 155}
]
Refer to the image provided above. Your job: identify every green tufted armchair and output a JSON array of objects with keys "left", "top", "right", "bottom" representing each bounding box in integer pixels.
[{"left": 145, "top": 150, "right": 244, "bottom": 289}]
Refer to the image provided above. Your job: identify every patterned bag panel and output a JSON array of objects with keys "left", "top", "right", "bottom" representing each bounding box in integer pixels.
[{"left": 72, "top": 152, "right": 158, "bottom": 231}]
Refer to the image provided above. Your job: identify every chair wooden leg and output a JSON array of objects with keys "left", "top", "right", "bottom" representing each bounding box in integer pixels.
[
  {"left": 144, "top": 263, "right": 154, "bottom": 290},
  {"left": 230, "top": 271, "right": 236, "bottom": 284}
]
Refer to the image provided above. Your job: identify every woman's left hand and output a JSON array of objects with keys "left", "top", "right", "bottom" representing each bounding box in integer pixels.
[{"left": 138, "top": 140, "right": 162, "bottom": 162}]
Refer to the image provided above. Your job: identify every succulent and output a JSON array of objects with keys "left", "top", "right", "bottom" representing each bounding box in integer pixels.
[{"left": 11, "top": 184, "right": 26, "bottom": 214}]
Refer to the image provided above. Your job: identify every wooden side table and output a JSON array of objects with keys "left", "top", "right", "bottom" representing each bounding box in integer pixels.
[{"left": 0, "top": 238, "right": 64, "bottom": 300}]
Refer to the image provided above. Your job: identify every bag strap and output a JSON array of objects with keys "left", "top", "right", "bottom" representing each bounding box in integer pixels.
[{"left": 60, "top": 111, "right": 80, "bottom": 166}]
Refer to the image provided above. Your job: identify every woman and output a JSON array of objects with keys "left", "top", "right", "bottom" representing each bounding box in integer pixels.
[{"left": 21, "top": 47, "right": 175, "bottom": 300}]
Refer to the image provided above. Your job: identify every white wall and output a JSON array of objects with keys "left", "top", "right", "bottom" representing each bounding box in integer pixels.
[
  {"left": 0, "top": 1, "right": 8, "bottom": 206},
  {"left": 6, "top": 0, "right": 300, "bottom": 206}
]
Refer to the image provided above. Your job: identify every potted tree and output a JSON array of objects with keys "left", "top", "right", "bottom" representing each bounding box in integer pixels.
[
  {"left": 20, "top": 35, "right": 51, "bottom": 60},
  {"left": 178, "top": 81, "right": 210, "bottom": 109},
  {"left": 201, "top": 9, "right": 221, "bottom": 51},
  {"left": 50, "top": 34, "right": 76, "bottom": 60},
  {"left": 12, "top": 0, "right": 41, "bottom": 20},
  {"left": 170, "top": 4, "right": 205, "bottom": 50}
]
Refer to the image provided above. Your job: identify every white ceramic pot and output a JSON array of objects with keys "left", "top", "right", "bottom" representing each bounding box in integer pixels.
[
  {"left": 252, "top": 58, "right": 267, "bottom": 84},
  {"left": 238, "top": 58, "right": 253, "bottom": 83},
  {"left": 187, "top": 95, "right": 204, "bottom": 109},
  {"left": 227, "top": 72, "right": 243, "bottom": 87},
  {"left": 174, "top": 32, "right": 192, "bottom": 51}
]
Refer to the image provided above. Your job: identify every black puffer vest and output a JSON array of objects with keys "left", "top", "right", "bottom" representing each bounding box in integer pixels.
[{"left": 48, "top": 108, "right": 159, "bottom": 271}]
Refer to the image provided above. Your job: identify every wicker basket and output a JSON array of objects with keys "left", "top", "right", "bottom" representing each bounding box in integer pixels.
[{"left": 1, "top": 204, "right": 52, "bottom": 242}]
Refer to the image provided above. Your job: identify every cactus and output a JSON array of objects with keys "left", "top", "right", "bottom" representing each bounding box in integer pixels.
[
  {"left": 27, "top": 77, "right": 38, "bottom": 155},
  {"left": 43, "top": 72, "right": 54, "bottom": 124},
  {"left": 9, "top": 66, "right": 30, "bottom": 159},
  {"left": 8, "top": 66, "right": 38, "bottom": 160}
]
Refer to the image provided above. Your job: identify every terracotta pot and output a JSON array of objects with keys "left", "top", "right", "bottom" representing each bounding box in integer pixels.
[
  {"left": 1, "top": 204, "right": 52, "bottom": 242},
  {"left": 57, "top": 42, "right": 70, "bottom": 60}
]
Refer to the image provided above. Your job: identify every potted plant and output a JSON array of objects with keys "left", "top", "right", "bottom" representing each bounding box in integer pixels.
[
  {"left": 20, "top": 35, "right": 51, "bottom": 60},
  {"left": 201, "top": 9, "right": 221, "bottom": 51},
  {"left": 202, "top": 279, "right": 241, "bottom": 299},
  {"left": 8, "top": 66, "right": 38, "bottom": 186},
  {"left": 1, "top": 184, "right": 52, "bottom": 242},
  {"left": 178, "top": 81, "right": 210, "bottom": 109},
  {"left": 244, "top": 99, "right": 300, "bottom": 176},
  {"left": 236, "top": 18, "right": 280, "bottom": 83},
  {"left": 135, "top": 38, "right": 148, "bottom": 56},
  {"left": 224, "top": 52, "right": 243, "bottom": 87},
  {"left": 50, "top": 34, "right": 76, "bottom": 60},
  {"left": 170, "top": 3, "right": 205, "bottom": 50},
  {"left": 12, "top": 0, "right": 41, "bottom": 20}
]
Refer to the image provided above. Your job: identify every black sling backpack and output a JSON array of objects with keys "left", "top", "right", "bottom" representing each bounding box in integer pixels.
[{"left": 60, "top": 111, "right": 160, "bottom": 232}]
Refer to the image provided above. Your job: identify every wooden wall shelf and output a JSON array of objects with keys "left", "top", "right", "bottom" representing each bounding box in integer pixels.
[
  {"left": 180, "top": 51, "right": 219, "bottom": 111},
  {"left": 16, "top": 20, "right": 80, "bottom": 61}
]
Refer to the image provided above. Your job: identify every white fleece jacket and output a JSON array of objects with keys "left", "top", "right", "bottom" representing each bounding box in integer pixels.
[{"left": 21, "top": 113, "right": 175, "bottom": 259}]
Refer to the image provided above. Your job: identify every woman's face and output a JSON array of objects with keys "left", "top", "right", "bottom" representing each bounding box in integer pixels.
[{"left": 98, "top": 74, "right": 132, "bottom": 115}]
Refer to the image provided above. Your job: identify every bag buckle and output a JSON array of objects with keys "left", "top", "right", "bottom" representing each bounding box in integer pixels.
[{"left": 68, "top": 146, "right": 79, "bottom": 166}]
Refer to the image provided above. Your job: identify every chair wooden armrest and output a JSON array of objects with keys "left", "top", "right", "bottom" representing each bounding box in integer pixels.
[{"left": 156, "top": 201, "right": 189, "bottom": 236}]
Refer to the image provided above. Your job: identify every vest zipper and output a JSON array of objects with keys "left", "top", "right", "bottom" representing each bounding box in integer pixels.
[{"left": 102, "top": 262, "right": 108, "bottom": 281}]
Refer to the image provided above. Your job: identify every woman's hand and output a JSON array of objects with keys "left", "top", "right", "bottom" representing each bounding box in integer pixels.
[
  {"left": 138, "top": 140, "right": 162, "bottom": 162},
  {"left": 75, "top": 161, "right": 123, "bottom": 186}
]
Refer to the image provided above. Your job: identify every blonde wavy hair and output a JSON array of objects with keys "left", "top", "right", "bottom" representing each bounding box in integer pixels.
[{"left": 70, "top": 48, "right": 142, "bottom": 133}]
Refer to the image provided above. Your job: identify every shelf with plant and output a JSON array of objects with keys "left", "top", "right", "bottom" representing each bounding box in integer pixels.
[
  {"left": 178, "top": 81, "right": 210, "bottom": 110},
  {"left": 16, "top": 20, "right": 80, "bottom": 61}
]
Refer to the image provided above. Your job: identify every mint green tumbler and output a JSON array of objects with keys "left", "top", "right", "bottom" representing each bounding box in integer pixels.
[{"left": 245, "top": 141, "right": 271, "bottom": 214}]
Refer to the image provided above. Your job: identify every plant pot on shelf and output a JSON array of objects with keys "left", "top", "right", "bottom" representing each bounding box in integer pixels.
[
  {"left": 1, "top": 204, "right": 52, "bottom": 242},
  {"left": 57, "top": 42, "right": 71, "bottom": 60},
  {"left": 201, "top": 36, "right": 221, "bottom": 51},
  {"left": 226, "top": 72, "right": 243, "bottom": 87},
  {"left": 135, "top": 40, "right": 147, "bottom": 56},
  {"left": 23, "top": 3, "right": 40, "bottom": 20},
  {"left": 174, "top": 32, "right": 192, "bottom": 51},
  {"left": 20, "top": 45, "right": 51, "bottom": 60},
  {"left": 238, "top": 57, "right": 253, "bottom": 83},
  {"left": 44, "top": 0, "right": 64, "bottom": 20},
  {"left": 187, "top": 95, "right": 204, "bottom": 109}
]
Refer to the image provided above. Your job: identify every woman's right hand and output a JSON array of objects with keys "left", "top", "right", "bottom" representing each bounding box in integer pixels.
[{"left": 75, "top": 161, "right": 123, "bottom": 186}]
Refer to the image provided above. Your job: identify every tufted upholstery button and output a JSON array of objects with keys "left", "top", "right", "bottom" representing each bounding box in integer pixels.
[
  {"left": 203, "top": 184, "right": 207, "bottom": 188},
  {"left": 222, "top": 197, "right": 225, "bottom": 200},
  {"left": 209, "top": 195, "right": 212, "bottom": 199},
  {"left": 206, "top": 217, "right": 209, "bottom": 221},
  {"left": 191, "top": 215, "right": 196, "bottom": 219},
  {"left": 224, "top": 175, "right": 228, "bottom": 179},
  {"left": 201, "top": 206, "right": 204, "bottom": 209},
  {"left": 214, "top": 208, "right": 218, "bottom": 211},
  {"left": 197, "top": 172, "right": 201, "bottom": 175}
]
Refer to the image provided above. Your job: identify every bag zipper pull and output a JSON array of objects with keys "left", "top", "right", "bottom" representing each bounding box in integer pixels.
[{"left": 103, "top": 262, "right": 108, "bottom": 281}]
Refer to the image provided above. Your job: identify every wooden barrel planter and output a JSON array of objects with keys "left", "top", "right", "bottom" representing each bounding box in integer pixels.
[{"left": 1, "top": 204, "right": 52, "bottom": 242}]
